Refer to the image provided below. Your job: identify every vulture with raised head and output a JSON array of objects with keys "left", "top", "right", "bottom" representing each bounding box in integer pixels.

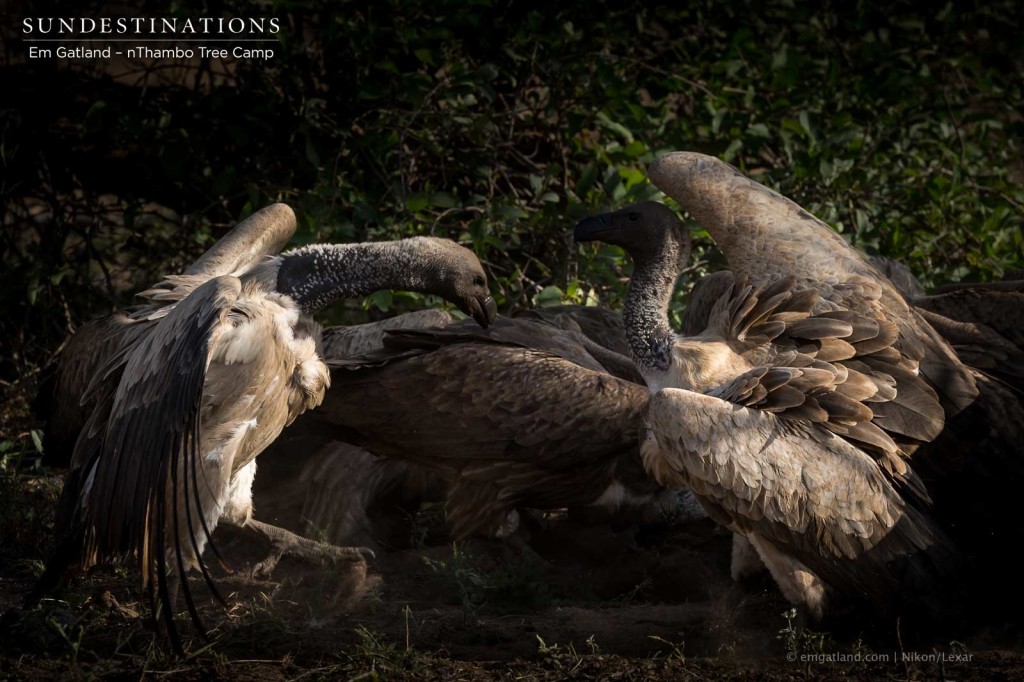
[
  {"left": 35, "top": 204, "right": 496, "bottom": 642},
  {"left": 574, "top": 152, "right": 1022, "bottom": 622}
]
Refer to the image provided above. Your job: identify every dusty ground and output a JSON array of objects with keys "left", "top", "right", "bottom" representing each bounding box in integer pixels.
[
  {"left": 1, "top": 378, "right": 1022, "bottom": 680},
  {"left": 3, "top": 464, "right": 1024, "bottom": 681}
]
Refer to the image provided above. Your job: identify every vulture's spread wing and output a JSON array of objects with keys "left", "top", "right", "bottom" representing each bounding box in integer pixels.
[
  {"left": 648, "top": 151, "right": 978, "bottom": 417},
  {"left": 70, "top": 275, "right": 241, "bottom": 646},
  {"left": 645, "top": 387, "right": 953, "bottom": 601}
]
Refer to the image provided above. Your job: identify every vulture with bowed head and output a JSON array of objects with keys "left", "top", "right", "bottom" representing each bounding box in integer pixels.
[
  {"left": 302, "top": 313, "right": 701, "bottom": 544},
  {"left": 574, "top": 152, "right": 988, "bottom": 621},
  {"left": 252, "top": 305, "right": 697, "bottom": 554},
  {"left": 35, "top": 204, "right": 496, "bottom": 644}
]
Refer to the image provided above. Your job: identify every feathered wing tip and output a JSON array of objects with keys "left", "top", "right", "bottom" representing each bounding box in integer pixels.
[
  {"left": 57, "top": 276, "right": 241, "bottom": 651},
  {"left": 137, "top": 204, "right": 296, "bottom": 307},
  {"left": 184, "top": 203, "right": 296, "bottom": 278},
  {"left": 646, "top": 152, "right": 888, "bottom": 291}
]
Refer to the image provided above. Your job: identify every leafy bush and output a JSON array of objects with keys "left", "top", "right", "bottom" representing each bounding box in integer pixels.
[{"left": 1, "top": 0, "right": 1021, "bottom": 395}]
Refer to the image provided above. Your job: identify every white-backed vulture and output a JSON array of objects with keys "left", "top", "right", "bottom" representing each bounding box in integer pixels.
[
  {"left": 253, "top": 306, "right": 693, "bottom": 553},
  {"left": 678, "top": 264, "right": 1024, "bottom": 614},
  {"left": 574, "top": 152, "right": 989, "bottom": 620},
  {"left": 301, "top": 315, "right": 700, "bottom": 542},
  {"left": 34, "top": 204, "right": 497, "bottom": 644},
  {"left": 252, "top": 310, "right": 460, "bottom": 552}
]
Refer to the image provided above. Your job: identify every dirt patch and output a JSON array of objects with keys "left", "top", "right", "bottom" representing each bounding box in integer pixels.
[{"left": 3, "top": 474, "right": 1023, "bottom": 680}]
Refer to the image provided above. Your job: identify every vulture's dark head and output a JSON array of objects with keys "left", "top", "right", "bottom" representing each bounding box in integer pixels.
[
  {"left": 417, "top": 237, "right": 497, "bottom": 328},
  {"left": 574, "top": 201, "right": 691, "bottom": 268}
]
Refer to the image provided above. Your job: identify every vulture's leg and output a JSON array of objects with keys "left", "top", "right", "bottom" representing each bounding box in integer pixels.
[
  {"left": 748, "top": 534, "right": 826, "bottom": 620},
  {"left": 730, "top": 533, "right": 767, "bottom": 582},
  {"left": 220, "top": 461, "right": 373, "bottom": 578},
  {"left": 240, "top": 518, "right": 375, "bottom": 578}
]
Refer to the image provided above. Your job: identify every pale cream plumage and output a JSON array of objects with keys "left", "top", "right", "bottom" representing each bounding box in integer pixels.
[
  {"left": 575, "top": 153, "right": 979, "bottom": 619},
  {"left": 38, "top": 204, "right": 496, "bottom": 644}
]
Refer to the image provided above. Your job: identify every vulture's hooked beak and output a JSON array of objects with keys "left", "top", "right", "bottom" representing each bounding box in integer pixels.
[
  {"left": 573, "top": 213, "right": 614, "bottom": 243},
  {"left": 469, "top": 295, "right": 498, "bottom": 328}
]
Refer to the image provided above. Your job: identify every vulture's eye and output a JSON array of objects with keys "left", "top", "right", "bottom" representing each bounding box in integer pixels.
[
  {"left": 628, "top": 212, "right": 640, "bottom": 222},
  {"left": 474, "top": 276, "right": 485, "bottom": 286}
]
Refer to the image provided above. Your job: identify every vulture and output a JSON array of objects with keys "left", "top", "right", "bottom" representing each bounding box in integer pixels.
[
  {"left": 253, "top": 310, "right": 457, "bottom": 552},
  {"left": 574, "top": 152, "right": 992, "bottom": 621},
  {"left": 34, "top": 203, "right": 497, "bottom": 643},
  {"left": 299, "top": 314, "right": 700, "bottom": 543},
  {"left": 252, "top": 305, "right": 697, "bottom": 554}
]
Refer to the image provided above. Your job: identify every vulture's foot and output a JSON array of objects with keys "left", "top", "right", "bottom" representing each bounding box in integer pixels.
[{"left": 242, "top": 518, "right": 375, "bottom": 579}]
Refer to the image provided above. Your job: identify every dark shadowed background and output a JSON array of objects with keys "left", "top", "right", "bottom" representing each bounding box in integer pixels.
[{"left": 0, "top": 2, "right": 1022, "bottom": 676}]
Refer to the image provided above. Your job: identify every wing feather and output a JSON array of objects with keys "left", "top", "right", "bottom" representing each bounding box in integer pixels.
[
  {"left": 645, "top": 388, "right": 953, "bottom": 604},
  {"left": 68, "top": 275, "right": 240, "bottom": 646}
]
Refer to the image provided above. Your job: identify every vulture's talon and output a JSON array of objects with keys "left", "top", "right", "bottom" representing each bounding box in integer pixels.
[
  {"left": 251, "top": 551, "right": 284, "bottom": 580},
  {"left": 240, "top": 517, "right": 373, "bottom": 578}
]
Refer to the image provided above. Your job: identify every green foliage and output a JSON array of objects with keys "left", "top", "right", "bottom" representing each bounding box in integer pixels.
[
  {"left": 0, "top": 440, "right": 59, "bottom": 570},
  {"left": 1, "top": 0, "right": 1021, "bottom": 385},
  {"left": 777, "top": 607, "right": 833, "bottom": 672},
  {"left": 350, "top": 621, "right": 429, "bottom": 678}
]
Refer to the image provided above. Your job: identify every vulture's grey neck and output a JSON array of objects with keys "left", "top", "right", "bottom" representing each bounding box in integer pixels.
[
  {"left": 623, "top": 240, "right": 685, "bottom": 375},
  {"left": 276, "top": 240, "right": 439, "bottom": 312}
]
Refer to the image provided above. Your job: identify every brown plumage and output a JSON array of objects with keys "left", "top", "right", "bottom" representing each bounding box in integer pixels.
[
  {"left": 858, "top": 255, "right": 1023, "bottom": 386},
  {"left": 648, "top": 152, "right": 978, "bottom": 418},
  {"left": 305, "top": 315, "right": 697, "bottom": 541},
  {"left": 867, "top": 254, "right": 926, "bottom": 299},
  {"left": 252, "top": 310, "right": 461, "bottom": 552},
  {"left": 692, "top": 263, "right": 1024, "bottom": 389},
  {"left": 254, "top": 436, "right": 447, "bottom": 552},
  {"left": 914, "top": 284, "right": 1024, "bottom": 386},
  {"left": 253, "top": 306, "right": 688, "bottom": 550},
  {"left": 680, "top": 271, "right": 736, "bottom": 337},
  {"left": 575, "top": 154, "right": 988, "bottom": 619},
  {"left": 35, "top": 204, "right": 497, "bottom": 644},
  {"left": 321, "top": 309, "right": 456, "bottom": 359},
  {"left": 513, "top": 305, "right": 632, "bottom": 356}
]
